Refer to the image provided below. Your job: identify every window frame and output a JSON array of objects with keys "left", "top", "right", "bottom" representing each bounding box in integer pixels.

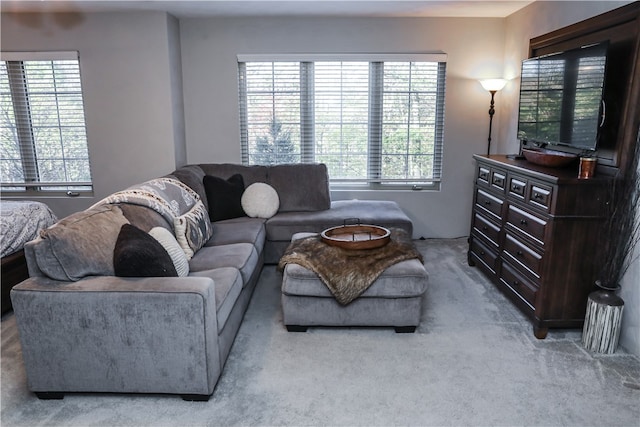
[
  {"left": 1, "top": 51, "right": 93, "bottom": 197},
  {"left": 238, "top": 53, "right": 447, "bottom": 191}
]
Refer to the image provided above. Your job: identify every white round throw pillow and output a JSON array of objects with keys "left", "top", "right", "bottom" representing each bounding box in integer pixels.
[{"left": 241, "top": 182, "right": 280, "bottom": 218}]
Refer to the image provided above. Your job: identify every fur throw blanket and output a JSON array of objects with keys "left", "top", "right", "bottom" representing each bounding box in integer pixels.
[{"left": 278, "top": 228, "right": 423, "bottom": 305}]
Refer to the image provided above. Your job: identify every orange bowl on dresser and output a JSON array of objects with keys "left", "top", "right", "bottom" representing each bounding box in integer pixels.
[{"left": 521, "top": 147, "right": 578, "bottom": 168}]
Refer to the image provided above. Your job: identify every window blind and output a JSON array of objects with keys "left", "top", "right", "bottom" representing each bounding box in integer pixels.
[
  {"left": 1, "top": 51, "right": 92, "bottom": 193},
  {"left": 238, "top": 54, "right": 447, "bottom": 188},
  {"left": 239, "top": 62, "right": 302, "bottom": 165}
]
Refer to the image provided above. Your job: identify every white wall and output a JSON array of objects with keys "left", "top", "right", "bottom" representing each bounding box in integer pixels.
[
  {"left": 0, "top": 11, "right": 185, "bottom": 218},
  {"left": 167, "top": 14, "right": 187, "bottom": 168},
  {"left": 502, "top": 1, "right": 638, "bottom": 357},
  {"left": 180, "top": 16, "right": 506, "bottom": 239}
]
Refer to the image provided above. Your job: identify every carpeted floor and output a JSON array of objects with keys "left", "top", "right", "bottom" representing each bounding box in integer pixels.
[{"left": 2, "top": 238, "right": 639, "bottom": 426}]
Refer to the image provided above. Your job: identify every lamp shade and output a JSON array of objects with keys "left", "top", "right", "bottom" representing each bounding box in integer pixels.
[{"left": 480, "top": 79, "right": 507, "bottom": 92}]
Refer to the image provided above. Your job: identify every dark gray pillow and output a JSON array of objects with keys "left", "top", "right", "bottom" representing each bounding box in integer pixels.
[
  {"left": 267, "top": 163, "right": 331, "bottom": 212},
  {"left": 203, "top": 174, "right": 247, "bottom": 221},
  {"left": 113, "top": 224, "right": 178, "bottom": 277}
]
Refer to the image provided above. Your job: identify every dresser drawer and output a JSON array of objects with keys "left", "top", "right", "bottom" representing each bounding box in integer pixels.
[
  {"left": 528, "top": 182, "right": 553, "bottom": 211},
  {"left": 472, "top": 212, "right": 501, "bottom": 247},
  {"left": 475, "top": 189, "right": 504, "bottom": 220},
  {"left": 499, "top": 261, "right": 539, "bottom": 309},
  {"left": 491, "top": 170, "right": 507, "bottom": 192},
  {"left": 506, "top": 204, "right": 547, "bottom": 245},
  {"left": 508, "top": 176, "right": 527, "bottom": 199},
  {"left": 469, "top": 237, "right": 498, "bottom": 274},
  {"left": 503, "top": 233, "right": 543, "bottom": 279},
  {"left": 477, "top": 166, "right": 490, "bottom": 186}
]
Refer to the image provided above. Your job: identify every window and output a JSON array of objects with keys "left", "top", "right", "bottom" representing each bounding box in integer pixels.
[
  {"left": 238, "top": 54, "right": 447, "bottom": 188},
  {"left": 1, "top": 51, "right": 92, "bottom": 195}
]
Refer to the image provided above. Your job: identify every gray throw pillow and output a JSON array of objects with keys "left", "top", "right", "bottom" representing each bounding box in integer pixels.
[{"left": 34, "top": 204, "right": 130, "bottom": 281}]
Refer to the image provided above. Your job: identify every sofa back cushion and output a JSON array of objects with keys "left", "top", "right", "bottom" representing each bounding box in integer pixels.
[
  {"left": 199, "top": 164, "right": 268, "bottom": 187},
  {"left": 166, "top": 165, "right": 207, "bottom": 209},
  {"left": 198, "top": 163, "right": 331, "bottom": 213},
  {"left": 267, "top": 163, "right": 331, "bottom": 212},
  {"left": 31, "top": 204, "right": 130, "bottom": 281}
]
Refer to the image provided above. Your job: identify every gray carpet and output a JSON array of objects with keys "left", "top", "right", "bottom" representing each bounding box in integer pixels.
[{"left": 2, "top": 238, "right": 639, "bottom": 426}]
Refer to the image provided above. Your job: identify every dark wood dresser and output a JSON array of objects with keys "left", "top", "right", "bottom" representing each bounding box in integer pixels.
[{"left": 467, "top": 155, "right": 610, "bottom": 338}]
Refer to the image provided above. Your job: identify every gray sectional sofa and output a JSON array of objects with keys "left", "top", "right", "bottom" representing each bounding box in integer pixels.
[{"left": 11, "top": 163, "right": 413, "bottom": 401}]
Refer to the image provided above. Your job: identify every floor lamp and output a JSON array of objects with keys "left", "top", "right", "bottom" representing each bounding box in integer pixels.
[{"left": 480, "top": 79, "right": 507, "bottom": 155}]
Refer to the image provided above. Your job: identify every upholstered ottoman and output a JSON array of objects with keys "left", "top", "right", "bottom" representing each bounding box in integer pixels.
[{"left": 281, "top": 234, "right": 429, "bottom": 333}]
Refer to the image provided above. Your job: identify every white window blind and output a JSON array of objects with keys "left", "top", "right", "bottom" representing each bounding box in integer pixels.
[
  {"left": 239, "top": 62, "right": 302, "bottom": 165},
  {"left": 238, "top": 54, "right": 447, "bottom": 188},
  {"left": 1, "top": 51, "right": 92, "bottom": 194}
]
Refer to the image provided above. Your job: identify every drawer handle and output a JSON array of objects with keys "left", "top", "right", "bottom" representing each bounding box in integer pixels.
[
  {"left": 480, "top": 250, "right": 486, "bottom": 255},
  {"left": 512, "top": 185, "right": 521, "bottom": 191},
  {"left": 513, "top": 280, "right": 520, "bottom": 287},
  {"left": 520, "top": 219, "right": 528, "bottom": 226},
  {"left": 516, "top": 250, "right": 524, "bottom": 257},
  {"left": 533, "top": 192, "right": 543, "bottom": 200},
  {"left": 484, "top": 200, "right": 491, "bottom": 205},
  {"left": 482, "top": 226, "right": 488, "bottom": 231}
]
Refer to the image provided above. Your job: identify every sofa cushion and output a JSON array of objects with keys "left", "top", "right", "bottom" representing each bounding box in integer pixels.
[
  {"left": 265, "top": 200, "right": 413, "bottom": 241},
  {"left": 174, "top": 200, "right": 214, "bottom": 259},
  {"left": 267, "top": 163, "right": 331, "bottom": 212},
  {"left": 189, "top": 243, "right": 259, "bottom": 286},
  {"left": 199, "top": 164, "right": 268, "bottom": 187},
  {"left": 113, "top": 224, "right": 178, "bottom": 277},
  {"left": 33, "top": 204, "right": 130, "bottom": 281},
  {"left": 241, "top": 182, "right": 280, "bottom": 218},
  {"left": 203, "top": 174, "right": 247, "bottom": 222},
  {"left": 206, "top": 217, "right": 266, "bottom": 255},
  {"left": 149, "top": 227, "right": 189, "bottom": 277},
  {"left": 282, "top": 258, "right": 428, "bottom": 298},
  {"left": 167, "top": 165, "right": 207, "bottom": 209},
  {"left": 189, "top": 267, "right": 243, "bottom": 334}
]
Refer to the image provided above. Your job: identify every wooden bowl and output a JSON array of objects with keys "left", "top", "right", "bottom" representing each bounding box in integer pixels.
[
  {"left": 522, "top": 147, "right": 578, "bottom": 168},
  {"left": 321, "top": 224, "right": 391, "bottom": 250}
]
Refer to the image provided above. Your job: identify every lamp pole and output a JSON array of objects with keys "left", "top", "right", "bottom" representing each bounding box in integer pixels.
[
  {"left": 487, "top": 90, "right": 497, "bottom": 156},
  {"left": 479, "top": 79, "right": 506, "bottom": 156}
]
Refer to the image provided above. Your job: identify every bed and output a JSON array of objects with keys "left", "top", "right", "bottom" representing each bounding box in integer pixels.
[{"left": 1, "top": 200, "right": 57, "bottom": 314}]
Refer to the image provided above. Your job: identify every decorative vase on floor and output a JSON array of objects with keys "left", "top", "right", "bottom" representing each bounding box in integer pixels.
[{"left": 582, "top": 281, "right": 625, "bottom": 354}]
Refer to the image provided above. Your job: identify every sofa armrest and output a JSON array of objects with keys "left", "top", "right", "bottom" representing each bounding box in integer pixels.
[
  {"left": 10, "top": 276, "right": 221, "bottom": 397},
  {"left": 12, "top": 274, "right": 216, "bottom": 295}
]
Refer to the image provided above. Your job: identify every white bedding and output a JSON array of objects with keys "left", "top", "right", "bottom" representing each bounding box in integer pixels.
[{"left": 1, "top": 201, "right": 57, "bottom": 258}]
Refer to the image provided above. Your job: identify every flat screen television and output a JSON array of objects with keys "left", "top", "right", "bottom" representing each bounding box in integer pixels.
[{"left": 517, "top": 41, "right": 609, "bottom": 153}]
